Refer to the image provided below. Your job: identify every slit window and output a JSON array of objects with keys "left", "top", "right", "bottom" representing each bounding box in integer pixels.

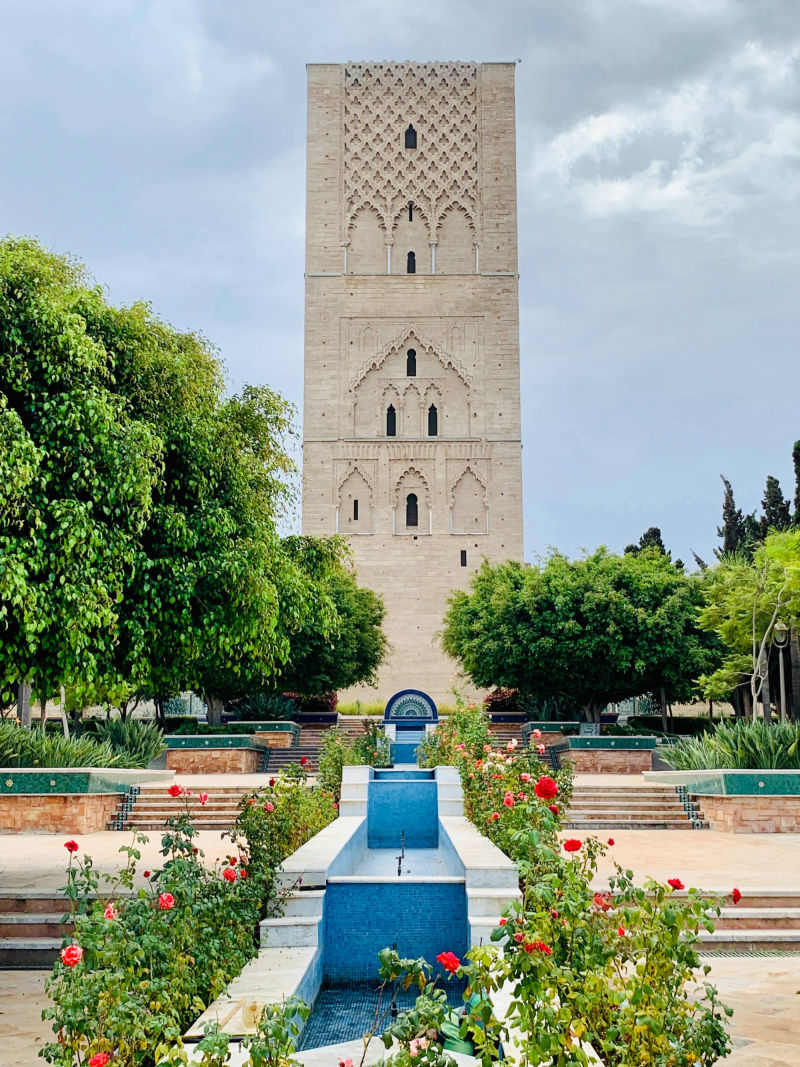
[
  {"left": 386, "top": 404, "right": 396, "bottom": 437},
  {"left": 460, "top": 550, "right": 467, "bottom": 567},
  {"left": 406, "top": 349, "right": 416, "bottom": 376},
  {"left": 427, "top": 404, "right": 438, "bottom": 436},
  {"left": 353, "top": 499, "right": 359, "bottom": 521},
  {"left": 406, "top": 493, "right": 418, "bottom": 527},
  {"left": 408, "top": 202, "right": 413, "bottom": 222},
  {"left": 405, "top": 124, "right": 417, "bottom": 149},
  {"left": 407, "top": 251, "right": 416, "bottom": 274}
]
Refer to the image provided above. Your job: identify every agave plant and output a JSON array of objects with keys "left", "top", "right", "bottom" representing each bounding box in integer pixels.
[
  {"left": 94, "top": 718, "right": 165, "bottom": 768},
  {"left": 663, "top": 719, "right": 800, "bottom": 770},
  {"left": 0, "top": 722, "right": 128, "bottom": 768}
]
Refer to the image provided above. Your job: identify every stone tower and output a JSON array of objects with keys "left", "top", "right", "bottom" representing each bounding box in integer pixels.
[{"left": 302, "top": 61, "right": 524, "bottom": 705}]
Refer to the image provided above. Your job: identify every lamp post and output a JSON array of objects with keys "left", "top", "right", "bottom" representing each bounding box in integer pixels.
[{"left": 773, "top": 621, "right": 790, "bottom": 724}]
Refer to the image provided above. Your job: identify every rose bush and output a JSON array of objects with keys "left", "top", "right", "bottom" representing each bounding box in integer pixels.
[
  {"left": 420, "top": 702, "right": 732, "bottom": 1066},
  {"left": 42, "top": 778, "right": 335, "bottom": 1067}
]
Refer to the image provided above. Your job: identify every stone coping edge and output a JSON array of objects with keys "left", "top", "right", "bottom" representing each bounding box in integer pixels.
[{"left": 643, "top": 769, "right": 800, "bottom": 795}]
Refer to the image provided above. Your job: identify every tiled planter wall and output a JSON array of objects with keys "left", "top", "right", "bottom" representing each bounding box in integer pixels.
[
  {"left": 252, "top": 731, "right": 293, "bottom": 749},
  {"left": 696, "top": 794, "right": 800, "bottom": 833},
  {"left": 165, "top": 749, "right": 261, "bottom": 774},
  {"left": 0, "top": 793, "right": 120, "bottom": 833},
  {"left": 560, "top": 749, "right": 654, "bottom": 774}
]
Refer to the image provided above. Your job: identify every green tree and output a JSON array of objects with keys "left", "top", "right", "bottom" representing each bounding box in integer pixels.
[
  {"left": 272, "top": 539, "right": 387, "bottom": 695},
  {"left": 716, "top": 475, "right": 758, "bottom": 558},
  {"left": 0, "top": 238, "right": 162, "bottom": 707},
  {"left": 759, "top": 475, "right": 792, "bottom": 537},
  {"left": 792, "top": 440, "right": 800, "bottom": 524},
  {"left": 697, "top": 529, "right": 800, "bottom": 718},
  {"left": 443, "top": 548, "right": 719, "bottom": 722}
]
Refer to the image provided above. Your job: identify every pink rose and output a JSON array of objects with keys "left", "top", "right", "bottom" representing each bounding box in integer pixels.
[
  {"left": 532, "top": 729, "right": 542, "bottom": 738},
  {"left": 103, "top": 902, "right": 118, "bottom": 920},
  {"left": 60, "top": 944, "right": 83, "bottom": 967},
  {"left": 264, "top": 802, "right": 274, "bottom": 812},
  {"left": 158, "top": 893, "right": 175, "bottom": 911},
  {"left": 199, "top": 792, "right": 209, "bottom": 806}
]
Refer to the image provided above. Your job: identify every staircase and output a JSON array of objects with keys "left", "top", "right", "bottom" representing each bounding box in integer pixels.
[
  {"left": 699, "top": 891, "right": 800, "bottom": 953},
  {"left": 110, "top": 784, "right": 255, "bottom": 831},
  {"left": 0, "top": 892, "right": 75, "bottom": 968},
  {"left": 567, "top": 784, "right": 707, "bottom": 830},
  {"left": 264, "top": 745, "right": 320, "bottom": 774},
  {"left": 487, "top": 723, "right": 524, "bottom": 747}
]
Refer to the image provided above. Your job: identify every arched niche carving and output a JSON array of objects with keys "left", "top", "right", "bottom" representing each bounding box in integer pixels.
[
  {"left": 393, "top": 466, "right": 432, "bottom": 535},
  {"left": 436, "top": 205, "right": 475, "bottom": 274},
  {"left": 450, "top": 466, "right": 488, "bottom": 534},
  {"left": 348, "top": 205, "right": 386, "bottom": 274},
  {"left": 337, "top": 465, "right": 374, "bottom": 534}
]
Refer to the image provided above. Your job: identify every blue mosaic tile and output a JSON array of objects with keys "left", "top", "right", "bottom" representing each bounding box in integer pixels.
[
  {"left": 368, "top": 780, "right": 438, "bottom": 848},
  {"left": 322, "top": 882, "right": 467, "bottom": 983}
]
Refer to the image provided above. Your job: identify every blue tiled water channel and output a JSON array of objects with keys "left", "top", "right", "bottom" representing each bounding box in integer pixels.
[{"left": 302, "top": 764, "right": 469, "bottom": 1046}]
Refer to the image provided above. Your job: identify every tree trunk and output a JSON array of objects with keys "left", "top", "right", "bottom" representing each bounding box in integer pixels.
[
  {"left": 742, "top": 687, "right": 752, "bottom": 719},
  {"left": 154, "top": 698, "right": 166, "bottom": 730},
  {"left": 60, "top": 686, "right": 70, "bottom": 739},
  {"left": 761, "top": 650, "right": 772, "bottom": 724},
  {"left": 206, "top": 695, "right": 226, "bottom": 729},
  {"left": 790, "top": 626, "right": 800, "bottom": 721},
  {"left": 17, "top": 682, "right": 32, "bottom": 728},
  {"left": 40, "top": 696, "right": 47, "bottom": 729},
  {"left": 206, "top": 695, "right": 224, "bottom": 728},
  {"left": 660, "top": 687, "right": 668, "bottom": 733}
]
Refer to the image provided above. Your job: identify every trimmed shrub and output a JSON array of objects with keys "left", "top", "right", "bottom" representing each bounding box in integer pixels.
[{"left": 287, "top": 691, "right": 338, "bottom": 716}]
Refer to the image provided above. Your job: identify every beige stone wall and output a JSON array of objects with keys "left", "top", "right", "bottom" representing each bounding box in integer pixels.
[
  {"left": 560, "top": 749, "right": 655, "bottom": 774},
  {"left": 303, "top": 62, "right": 523, "bottom": 706},
  {"left": 0, "top": 794, "right": 119, "bottom": 833},
  {"left": 165, "top": 749, "right": 260, "bottom": 774},
  {"left": 696, "top": 794, "right": 800, "bottom": 833}
]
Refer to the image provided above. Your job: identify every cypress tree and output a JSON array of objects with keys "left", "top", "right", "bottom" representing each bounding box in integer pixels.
[
  {"left": 716, "top": 476, "right": 747, "bottom": 556},
  {"left": 760, "top": 475, "right": 792, "bottom": 535},
  {"left": 793, "top": 440, "right": 800, "bottom": 524}
]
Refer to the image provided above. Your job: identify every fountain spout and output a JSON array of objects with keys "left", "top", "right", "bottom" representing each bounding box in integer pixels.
[{"left": 396, "top": 829, "right": 405, "bottom": 877}]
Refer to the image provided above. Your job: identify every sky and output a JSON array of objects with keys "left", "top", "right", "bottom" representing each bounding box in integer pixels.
[{"left": 1, "top": 0, "right": 799, "bottom": 566}]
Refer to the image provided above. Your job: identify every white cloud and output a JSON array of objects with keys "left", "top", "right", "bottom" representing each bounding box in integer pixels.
[{"left": 529, "top": 40, "right": 800, "bottom": 226}]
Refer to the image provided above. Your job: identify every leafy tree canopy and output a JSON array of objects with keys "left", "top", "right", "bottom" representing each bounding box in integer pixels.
[{"left": 442, "top": 548, "right": 721, "bottom": 721}]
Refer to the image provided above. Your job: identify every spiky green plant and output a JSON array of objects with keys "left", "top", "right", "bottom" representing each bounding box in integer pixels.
[
  {"left": 0, "top": 722, "right": 128, "bottom": 768},
  {"left": 94, "top": 718, "right": 165, "bottom": 768},
  {"left": 663, "top": 719, "right": 800, "bottom": 770}
]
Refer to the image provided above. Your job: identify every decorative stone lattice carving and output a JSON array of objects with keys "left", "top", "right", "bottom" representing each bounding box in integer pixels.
[
  {"left": 343, "top": 62, "right": 479, "bottom": 240},
  {"left": 350, "top": 326, "right": 472, "bottom": 393}
]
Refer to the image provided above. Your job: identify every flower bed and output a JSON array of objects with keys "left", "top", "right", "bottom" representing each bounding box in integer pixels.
[
  {"left": 41, "top": 775, "right": 336, "bottom": 1066},
  {"left": 419, "top": 704, "right": 733, "bottom": 1065}
]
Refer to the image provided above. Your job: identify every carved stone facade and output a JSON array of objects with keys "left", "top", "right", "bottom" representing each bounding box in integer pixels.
[{"left": 302, "top": 62, "right": 524, "bottom": 704}]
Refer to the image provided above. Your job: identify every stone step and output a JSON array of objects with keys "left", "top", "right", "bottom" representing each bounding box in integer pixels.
[
  {"left": 0, "top": 914, "right": 73, "bottom": 938},
  {"left": 0, "top": 937, "right": 63, "bottom": 968},
  {"left": 698, "top": 928, "right": 800, "bottom": 952},
  {"left": 118, "top": 819, "right": 238, "bottom": 830},
  {"left": 466, "top": 888, "right": 520, "bottom": 916},
  {"left": 0, "top": 894, "right": 71, "bottom": 915},
  {"left": 715, "top": 908, "right": 800, "bottom": 930},
  {"left": 567, "top": 819, "right": 704, "bottom": 830},
  {"left": 280, "top": 890, "right": 326, "bottom": 917},
  {"left": 570, "top": 802, "right": 692, "bottom": 811},
  {"left": 259, "top": 914, "right": 322, "bottom": 948},
  {"left": 568, "top": 809, "right": 695, "bottom": 820},
  {"left": 130, "top": 801, "right": 243, "bottom": 812}
]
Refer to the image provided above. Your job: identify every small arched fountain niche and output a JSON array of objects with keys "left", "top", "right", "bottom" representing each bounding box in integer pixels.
[{"left": 383, "top": 688, "right": 438, "bottom": 764}]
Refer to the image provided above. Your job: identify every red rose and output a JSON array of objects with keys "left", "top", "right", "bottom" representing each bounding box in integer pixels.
[
  {"left": 548, "top": 804, "right": 559, "bottom": 815},
  {"left": 503, "top": 792, "right": 515, "bottom": 809},
  {"left": 88, "top": 1055, "right": 110, "bottom": 1067},
  {"left": 64, "top": 840, "right": 78, "bottom": 853},
  {"left": 199, "top": 792, "right": 209, "bottom": 806},
  {"left": 513, "top": 932, "right": 524, "bottom": 943},
  {"left": 300, "top": 756, "right": 308, "bottom": 766},
  {"left": 143, "top": 870, "right": 151, "bottom": 879},
  {"left": 248, "top": 798, "right": 256, "bottom": 806},
  {"left": 532, "top": 941, "right": 552, "bottom": 955},
  {"left": 239, "top": 868, "right": 248, "bottom": 879},
  {"left": 489, "top": 812, "right": 500, "bottom": 822},
  {"left": 158, "top": 893, "right": 175, "bottom": 911},
  {"left": 523, "top": 942, "right": 534, "bottom": 952},
  {"left": 550, "top": 909, "right": 559, "bottom": 918},
  {"left": 498, "top": 918, "right": 507, "bottom": 926},
  {"left": 520, "top": 773, "right": 531, "bottom": 783},
  {"left": 732, "top": 887, "right": 742, "bottom": 904},
  {"left": 223, "top": 867, "right": 237, "bottom": 882},
  {"left": 269, "top": 777, "right": 276, "bottom": 787},
  {"left": 229, "top": 857, "right": 237, "bottom": 866},
  {"left": 618, "top": 926, "right": 626, "bottom": 936},
  {"left": 534, "top": 776, "right": 558, "bottom": 800},
  {"left": 593, "top": 892, "right": 612, "bottom": 912},
  {"left": 667, "top": 878, "right": 685, "bottom": 891},
  {"left": 436, "top": 951, "right": 460, "bottom": 973},
  {"left": 167, "top": 784, "right": 182, "bottom": 798},
  {"left": 60, "top": 944, "right": 83, "bottom": 967},
  {"left": 563, "top": 839, "right": 582, "bottom": 853},
  {"left": 607, "top": 838, "right": 615, "bottom": 846}
]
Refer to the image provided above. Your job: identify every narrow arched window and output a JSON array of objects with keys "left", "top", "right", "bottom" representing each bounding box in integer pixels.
[
  {"left": 407, "top": 251, "right": 416, "bottom": 274},
  {"left": 406, "top": 493, "right": 418, "bottom": 527},
  {"left": 353, "top": 499, "right": 359, "bottom": 520},
  {"left": 405, "top": 125, "right": 417, "bottom": 149},
  {"left": 386, "top": 405, "right": 396, "bottom": 437},
  {"left": 406, "top": 349, "right": 416, "bottom": 376},
  {"left": 427, "top": 404, "right": 438, "bottom": 436},
  {"left": 408, "top": 202, "right": 414, "bottom": 222}
]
